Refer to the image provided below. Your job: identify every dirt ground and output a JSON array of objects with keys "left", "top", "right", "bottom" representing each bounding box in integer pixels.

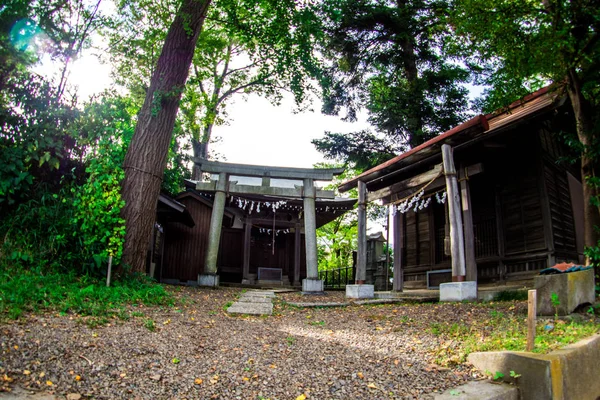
[{"left": 0, "top": 287, "right": 518, "bottom": 399}]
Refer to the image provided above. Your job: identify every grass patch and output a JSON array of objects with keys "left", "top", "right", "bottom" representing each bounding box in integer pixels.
[
  {"left": 493, "top": 290, "right": 528, "bottom": 301},
  {"left": 430, "top": 307, "right": 599, "bottom": 366},
  {"left": 0, "top": 268, "right": 173, "bottom": 321}
]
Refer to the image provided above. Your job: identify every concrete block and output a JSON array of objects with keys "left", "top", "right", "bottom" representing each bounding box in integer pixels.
[
  {"left": 439, "top": 281, "right": 477, "bottom": 302},
  {"left": 468, "top": 351, "right": 552, "bottom": 400},
  {"left": 534, "top": 269, "right": 595, "bottom": 315},
  {"left": 346, "top": 284, "right": 375, "bottom": 299},
  {"left": 198, "top": 273, "right": 219, "bottom": 287},
  {"left": 227, "top": 302, "right": 273, "bottom": 315},
  {"left": 468, "top": 334, "right": 600, "bottom": 400},
  {"left": 302, "top": 278, "right": 324, "bottom": 293},
  {"left": 435, "top": 380, "right": 519, "bottom": 400}
]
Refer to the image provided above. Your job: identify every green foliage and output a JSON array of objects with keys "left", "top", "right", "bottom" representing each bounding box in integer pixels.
[
  {"left": 145, "top": 318, "right": 156, "bottom": 332},
  {"left": 0, "top": 268, "right": 172, "bottom": 320},
  {"left": 314, "top": 0, "right": 471, "bottom": 169},
  {"left": 430, "top": 305, "right": 599, "bottom": 366},
  {"left": 71, "top": 96, "right": 135, "bottom": 266},
  {"left": 493, "top": 290, "right": 528, "bottom": 302}
]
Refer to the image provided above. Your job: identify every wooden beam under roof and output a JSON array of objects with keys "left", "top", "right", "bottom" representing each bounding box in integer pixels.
[
  {"left": 193, "top": 158, "right": 345, "bottom": 180},
  {"left": 195, "top": 181, "right": 337, "bottom": 199},
  {"left": 380, "top": 163, "right": 483, "bottom": 205},
  {"left": 367, "top": 164, "right": 443, "bottom": 202}
]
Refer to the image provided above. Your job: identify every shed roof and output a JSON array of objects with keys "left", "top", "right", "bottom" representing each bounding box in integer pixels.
[{"left": 339, "top": 86, "right": 563, "bottom": 192}]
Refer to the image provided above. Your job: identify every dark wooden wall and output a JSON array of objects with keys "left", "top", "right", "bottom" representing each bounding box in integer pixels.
[
  {"left": 399, "top": 116, "right": 581, "bottom": 288},
  {"left": 162, "top": 196, "right": 212, "bottom": 282},
  {"left": 162, "top": 196, "right": 307, "bottom": 284}
]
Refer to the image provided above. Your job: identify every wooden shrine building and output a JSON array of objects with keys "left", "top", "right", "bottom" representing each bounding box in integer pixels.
[
  {"left": 340, "top": 87, "right": 584, "bottom": 290},
  {"left": 160, "top": 161, "right": 355, "bottom": 289}
]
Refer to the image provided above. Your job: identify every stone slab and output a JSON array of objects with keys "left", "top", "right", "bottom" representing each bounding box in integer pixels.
[
  {"left": 245, "top": 291, "right": 276, "bottom": 297},
  {"left": 257, "top": 279, "right": 283, "bottom": 286},
  {"left": 286, "top": 302, "right": 349, "bottom": 308},
  {"left": 227, "top": 302, "right": 273, "bottom": 315},
  {"left": 354, "top": 297, "right": 436, "bottom": 305},
  {"left": 468, "top": 334, "right": 600, "bottom": 400},
  {"left": 302, "top": 278, "right": 324, "bottom": 293},
  {"left": 198, "top": 273, "right": 219, "bottom": 287},
  {"left": 238, "top": 296, "right": 272, "bottom": 303},
  {"left": 346, "top": 284, "right": 375, "bottom": 299},
  {"left": 440, "top": 281, "right": 477, "bottom": 302},
  {"left": 534, "top": 269, "right": 595, "bottom": 315},
  {"left": 435, "top": 380, "right": 518, "bottom": 400}
]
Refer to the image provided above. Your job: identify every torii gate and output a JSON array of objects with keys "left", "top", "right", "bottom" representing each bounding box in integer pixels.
[{"left": 193, "top": 158, "right": 345, "bottom": 292}]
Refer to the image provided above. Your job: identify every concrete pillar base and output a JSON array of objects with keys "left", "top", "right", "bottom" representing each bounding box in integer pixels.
[
  {"left": 198, "top": 273, "right": 220, "bottom": 287},
  {"left": 302, "top": 278, "right": 324, "bottom": 293},
  {"left": 440, "top": 281, "right": 477, "bottom": 302},
  {"left": 346, "top": 284, "right": 375, "bottom": 299}
]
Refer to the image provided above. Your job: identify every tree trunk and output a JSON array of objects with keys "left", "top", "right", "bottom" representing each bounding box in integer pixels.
[
  {"left": 121, "top": 0, "right": 212, "bottom": 273},
  {"left": 565, "top": 69, "right": 600, "bottom": 256}
]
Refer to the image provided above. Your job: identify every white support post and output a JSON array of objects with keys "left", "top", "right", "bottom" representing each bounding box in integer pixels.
[
  {"left": 302, "top": 178, "right": 323, "bottom": 293},
  {"left": 346, "top": 180, "right": 374, "bottom": 299},
  {"left": 356, "top": 180, "right": 367, "bottom": 283},
  {"left": 439, "top": 144, "right": 476, "bottom": 302},
  {"left": 200, "top": 172, "right": 227, "bottom": 287},
  {"left": 241, "top": 217, "right": 252, "bottom": 284}
]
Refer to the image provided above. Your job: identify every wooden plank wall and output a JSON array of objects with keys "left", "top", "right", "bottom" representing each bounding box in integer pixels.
[
  {"left": 162, "top": 197, "right": 212, "bottom": 282},
  {"left": 544, "top": 163, "right": 577, "bottom": 255},
  {"left": 499, "top": 167, "right": 545, "bottom": 255}
]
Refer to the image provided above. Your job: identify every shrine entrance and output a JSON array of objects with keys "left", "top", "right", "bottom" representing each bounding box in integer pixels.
[{"left": 192, "top": 158, "right": 355, "bottom": 292}]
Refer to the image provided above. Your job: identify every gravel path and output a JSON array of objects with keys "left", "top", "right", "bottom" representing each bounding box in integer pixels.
[{"left": 0, "top": 287, "right": 493, "bottom": 399}]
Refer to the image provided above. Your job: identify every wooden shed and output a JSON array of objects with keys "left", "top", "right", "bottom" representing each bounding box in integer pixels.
[{"left": 340, "top": 87, "right": 584, "bottom": 289}]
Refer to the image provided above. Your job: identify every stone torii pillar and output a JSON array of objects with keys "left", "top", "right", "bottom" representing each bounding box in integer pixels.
[
  {"left": 346, "top": 180, "right": 374, "bottom": 299},
  {"left": 199, "top": 171, "right": 227, "bottom": 287},
  {"left": 302, "top": 178, "right": 324, "bottom": 293}
]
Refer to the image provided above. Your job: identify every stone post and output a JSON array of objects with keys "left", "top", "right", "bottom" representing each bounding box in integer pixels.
[
  {"left": 439, "top": 145, "right": 476, "bottom": 301},
  {"left": 302, "top": 178, "right": 323, "bottom": 293},
  {"left": 294, "top": 223, "right": 301, "bottom": 286},
  {"left": 346, "top": 180, "right": 374, "bottom": 299},
  {"left": 199, "top": 172, "right": 227, "bottom": 287},
  {"left": 241, "top": 217, "right": 252, "bottom": 284}
]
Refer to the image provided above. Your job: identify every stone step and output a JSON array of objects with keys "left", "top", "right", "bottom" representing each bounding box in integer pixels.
[
  {"left": 435, "top": 380, "right": 518, "bottom": 400},
  {"left": 238, "top": 296, "right": 272, "bottom": 303},
  {"left": 227, "top": 302, "right": 273, "bottom": 315},
  {"left": 434, "top": 380, "right": 519, "bottom": 400}
]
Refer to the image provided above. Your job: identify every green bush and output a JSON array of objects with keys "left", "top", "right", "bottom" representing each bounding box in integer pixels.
[{"left": 0, "top": 268, "right": 173, "bottom": 320}]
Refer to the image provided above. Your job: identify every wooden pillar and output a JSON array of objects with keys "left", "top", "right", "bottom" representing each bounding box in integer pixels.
[
  {"left": 303, "top": 178, "right": 318, "bottom": 279},
  {"left": 393, "top": 210, "right": 404, "bottom": 291},
  {"left": 356, "top": 180, "right": 367, "bottom": 283},
  {"left": 204, "top": 172, "right": 227, "bottom": 275},
  {"left": 242, "top": 217, "right": 252, "bottom": 281},
  {"left": 460, "top": 165, "right": 477, "bottom": 282},
  {"left": 294, "top": 223, "right": 301, "bottom": 285},
  {"left": 441, "top": 145, "right": 466, "bottom": 281}
]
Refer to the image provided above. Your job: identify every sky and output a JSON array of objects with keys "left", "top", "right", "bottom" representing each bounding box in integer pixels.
[{"left": 57, "top": 49, "right": 371, "bottom": 170}]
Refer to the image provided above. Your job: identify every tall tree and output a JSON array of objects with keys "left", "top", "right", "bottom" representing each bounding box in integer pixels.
[
  {"left": 108, "top": 0, "right": 324, "bottom": 178},
  {"left": 313, "top": 0, "right": 471, "bottom": 169},
  {"left": 451, "top": 0, "right": 600, "bottom": 250},
  {"left": 120, "top": 0, "right": 211, "bottom": 273}
]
